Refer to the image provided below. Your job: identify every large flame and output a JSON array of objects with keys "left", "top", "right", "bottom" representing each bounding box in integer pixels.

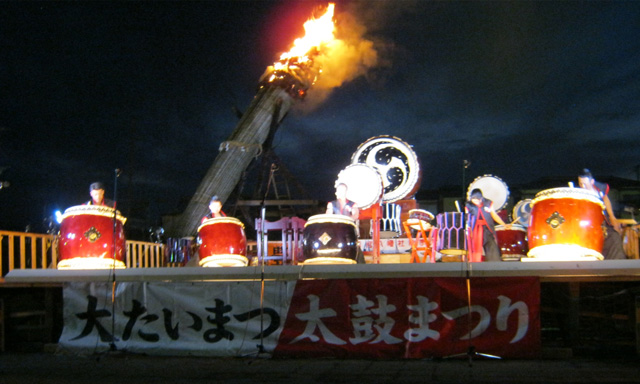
[
  {"left": 274, "top": 3, "right": 335, "bottom": 70},
  {"left": 263, "top": 2, "right": 378, "bottom": 104}
]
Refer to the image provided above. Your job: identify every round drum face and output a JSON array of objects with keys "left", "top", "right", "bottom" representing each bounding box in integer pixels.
[
  {"left": 351, "top": 136, "right": 421, "bottom": 203},
  {"left": 335, "top": 164, "right": 383, "bottom": 209},
  {"left": 467, "top": 175, "right": 509, "bottom": 211}
]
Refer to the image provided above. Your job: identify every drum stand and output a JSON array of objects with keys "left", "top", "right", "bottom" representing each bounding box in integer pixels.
[
  {"left": 402, "top": 221, "right": 432, "bottom": 263},
  {"left": 109, "top": 168, "right": 122, "bottom": 352},
  {"left": 444, "top": 211, "right": 501, "bottom": 366}
]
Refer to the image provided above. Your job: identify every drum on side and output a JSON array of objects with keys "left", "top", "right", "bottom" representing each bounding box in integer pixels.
[
  {"left": 58, "top": 205, "right": 127, "bottom": 269},
  {"left": 527, "top": 188, "right": 604, "bottom": 261},
  {"left": 301, "top": 214, "right": 358, "bottom": 265},
  {"left": 198, "top": 217, "right": 248, "bottom": 267},
  {"left": 495, "top": 224, "right": 528, "bottom": 261}
]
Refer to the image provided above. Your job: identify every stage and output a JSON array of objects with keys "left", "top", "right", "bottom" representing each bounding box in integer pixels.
[{"left": 5, "top": 259, "right": 640, "bottom": 283}]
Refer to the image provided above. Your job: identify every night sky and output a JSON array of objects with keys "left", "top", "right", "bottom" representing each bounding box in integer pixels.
[{"left": 1, "top": 1, "right": 639, "bottom": 235}]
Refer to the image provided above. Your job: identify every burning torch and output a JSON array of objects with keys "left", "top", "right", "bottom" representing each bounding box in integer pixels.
[{"left": 169, "top": 4, "right": 336, "bottom": 237}]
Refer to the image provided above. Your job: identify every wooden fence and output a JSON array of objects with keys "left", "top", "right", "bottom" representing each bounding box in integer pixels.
[{"left": 0, "top": 231, "right": 165, "bottom": 279}]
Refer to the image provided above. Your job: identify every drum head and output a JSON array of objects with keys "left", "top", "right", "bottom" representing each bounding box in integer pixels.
[
  {"left": 351, "top": 135, "right": 421, "bottom": 203},
  {"left": 512, "top": 199, "right": 532, "bottom": 227},
  {"left": 335, "top": 164, "right": 383, "bottom": 210},
  {"left": 467, "top": 175, "right": 509, "bottom": 211}
]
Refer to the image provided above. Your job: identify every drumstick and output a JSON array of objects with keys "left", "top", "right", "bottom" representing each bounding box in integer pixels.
[
  {"left": 455, "top": 200, "right": 461, "bottom": 213},
  {"left": 511, "top": 216, "right": 521, "bottom": 225}
]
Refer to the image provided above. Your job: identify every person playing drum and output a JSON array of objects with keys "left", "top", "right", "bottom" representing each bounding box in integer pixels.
[
  {"left": 85, "top": 182, "right": 115, "bottom": 208},
  {"left": 201, "top": 195, "right": 227, "bottom": 223},
  {"left": 326, "top": 183, "right": 359, "bottom": 221},
  {"left": 577, "top": 169, "right": 627, "bottom": 259},
  {"left": 466, "top": 188, "right": 509, "bottom": 262}
]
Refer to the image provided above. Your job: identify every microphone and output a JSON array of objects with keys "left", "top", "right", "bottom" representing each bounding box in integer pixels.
[
  {"left": 115, "top": 168, "right": 122, "bottom": 177},
  {"left": 463, "top": 160, "right": 471, "bottom": 169}
]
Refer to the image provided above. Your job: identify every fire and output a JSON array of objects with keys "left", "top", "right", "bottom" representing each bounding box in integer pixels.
[
  {"left": 261, "top": 2, "right": 378, "bottom": 104},
  {"left": 263, "top": 3, "right": 336, "bottom": 98},
  {"left": 275, "top": 3, "right": 335, "bottom": 69}
]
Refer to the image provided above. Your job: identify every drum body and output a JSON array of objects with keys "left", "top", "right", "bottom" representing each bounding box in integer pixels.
[
  {"left": 351, "top": 135, "right": 422, "bottom": 203},
  {"left": 436, "top": 212, "right": 467, "bottom": 256},
  {"left": 406, "top": 209, "right": 434, "bottom": 231},
  {"left": 495, "top": 224, "right": 528, "bottom": 261},
  {"left": 335, "top": 164, "right": 383, "bottom": 210},
  {"left": 58, "top": 205, "right": 126, "bottom": 269},
  {"left": 467, "top": 175, "right": 509, "bottom": 211},
  {"left": 300, "top": 214, "right": 358, "bottom": 264},
  {"left": 198, "top": 217, "right": 248, "bottom": 267},
  {"left": 527, "top": 188, "right": 605, "bottom": 260}
]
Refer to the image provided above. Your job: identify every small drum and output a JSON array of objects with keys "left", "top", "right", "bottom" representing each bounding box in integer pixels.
[
  {"left": 375, "top": 203, "right": 401, "bottom": 238},
  {"left": 527, "top": 188, "right": 604, "bottom": 260},
  {"left": 58, "top": 205, "right": 127, "bottom": 269},
  {"left": 436, "top": 212, "right": 467, "bottom": 256},
  {"left": 512, "top": 199, "right": 533, "bottom": 227},
  {"left": 351, "top": 135, "right": 422, "bottom": 203},
  {"left": 467, "top": 175, "right": 510, "bottom": 212},
  {"left": 335, "top": 164, "right": 383, "bottom": 210},
  {"left": 495, "top": 224, "right": 528, "bottom": 261},
  {"left": 300, "top": 214, "right": 358, "bottom": 264},
  {"left": 198, "top": 217, "right": 248, "bottom": 267},
  {"left": 406, "top": 209, "right": 435, "bottom": 231}
]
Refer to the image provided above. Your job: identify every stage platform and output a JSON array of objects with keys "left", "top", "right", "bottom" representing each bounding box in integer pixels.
[{"left": 5, "top": 260, "right": 640, "bottom": 284}]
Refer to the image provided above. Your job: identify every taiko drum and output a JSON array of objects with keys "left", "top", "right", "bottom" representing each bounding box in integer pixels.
[
  {"left": 300, "top": 214, "right": 358, "bottom": 265},
  {"left": 58, "top": 205, "right": 127, "bottom": 269},
  {"left": 527, "top": 188, "right": 605, "bottom": 260},
  {"left": 198, "top": 217, "right": 248, "bottom": 267},
  {"left": 495, "top": 224, "right": 528, "bottom": 261}
]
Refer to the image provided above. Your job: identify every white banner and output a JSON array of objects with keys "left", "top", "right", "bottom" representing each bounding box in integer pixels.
[{"left": 59, "top": 280, "right": 296, "bottom": 356}]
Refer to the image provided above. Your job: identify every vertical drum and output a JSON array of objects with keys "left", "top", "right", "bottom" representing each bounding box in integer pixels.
[
  {"left": 198, "top": 217, "right": 248, "bottom": 267},
  {"left": 58, "top": 205, "right": 127, "bottom": 269},
  {"left": 300, "top": 214, "right": 358, "bottom": 264},
  {"left": 495, "top": 224, "right": 528, "bottom": 261},
  {"left": 436, "top": 212, "right": 467, "bottom": 256},
  {"left": 527, "top": 188, "right": 605, "bottom": 260}
]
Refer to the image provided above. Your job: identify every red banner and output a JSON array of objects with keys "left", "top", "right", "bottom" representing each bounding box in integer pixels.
[{"left": 275, "top": 277, "right": 540, "bottom": 359}]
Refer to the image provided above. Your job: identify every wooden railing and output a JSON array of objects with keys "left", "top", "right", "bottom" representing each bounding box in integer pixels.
[{"left": 0, "top": 230, "right": 166, "bottom": 279}]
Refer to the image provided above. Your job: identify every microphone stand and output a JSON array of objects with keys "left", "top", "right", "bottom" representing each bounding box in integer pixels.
[
  {"left": 109, "top": 168, "right": 121, "bottom": 351},
  {"left": 455, "top": 204, "right": 501, "bottom": 365},
  {"left": 255, "top": 163, "right": 277, "bottom": 355}
]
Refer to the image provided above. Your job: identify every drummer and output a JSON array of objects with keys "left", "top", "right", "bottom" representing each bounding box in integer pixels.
[
  {"left": 201, "top": 195, "right": 227, "bottom": 223},
  {"left": 85, "top": 182, "right": 114, "bottom": 208},
  {"left": 326, "top": 183, "right": 359, "bottom": 221},
  {"left": 465, "top": 188, "right": 509, "bottom": 262},
  {"left": 577, "top": 169, "right": 626, "bottom": 259}
]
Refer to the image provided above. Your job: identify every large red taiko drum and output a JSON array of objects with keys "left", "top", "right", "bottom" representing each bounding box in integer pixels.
[
  {"left": 527, "top": 188, "right": 604, "bottom": 261},
  {"left": 197, "top": 217, "right": 248, "bottom": 267},
  {"left": 58, "top": 205, "right": 127, "bottom": 269}
]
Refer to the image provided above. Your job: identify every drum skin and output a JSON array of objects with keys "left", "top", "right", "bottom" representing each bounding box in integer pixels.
[
  {"left": 495, "top": 224, "right": 528, "bottom": 260},
  {"left": 467, "top": 175, "right": 509, "bottom": 212},
  {"left": 58, "top": 205, "right": 126, "bottom": 269},
  {"left": 335, "top": 163, "right": 383, "bottom": 210},
  {"left": 300, "top": 214, "right": 358, "bottom": 264},
  {"left": 351, "top": 135, "right": 422, "bottom": 203},
  {"left": 436, "top": 212, "right": 467, "bottom": 255},
  {"left": 528, "top": 188, "right": 605, "bottom": 260},
  {"left": 198, "top": 217, "right": 248, "bottom": 267}
]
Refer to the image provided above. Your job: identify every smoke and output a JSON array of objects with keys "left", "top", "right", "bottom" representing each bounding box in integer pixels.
[{"left": 298, "top": 6, "right": 381, "bottom": 111}]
